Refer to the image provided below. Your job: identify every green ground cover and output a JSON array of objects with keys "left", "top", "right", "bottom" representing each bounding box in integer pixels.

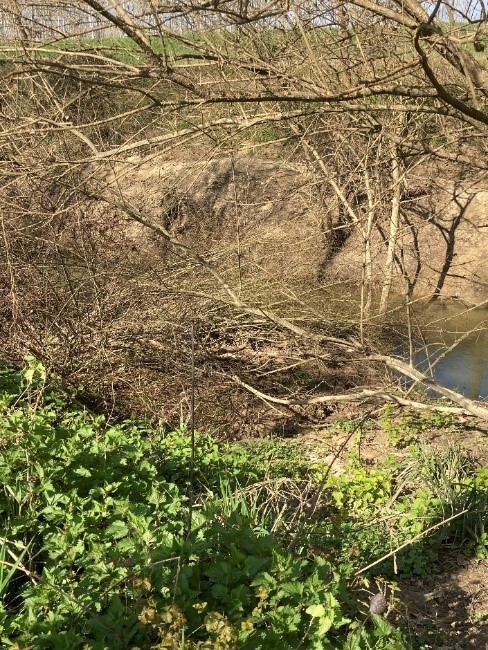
[{"left": 0, "top": 359, "right": 486, "bottom": 648}]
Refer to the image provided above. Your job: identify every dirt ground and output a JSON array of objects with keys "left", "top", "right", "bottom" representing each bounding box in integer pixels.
[
  {"left": 297, "top": 408, "right": 488, "bottom": 649},
  {"left": 398, "top": 558, "right": 488, "bottom": 649}
]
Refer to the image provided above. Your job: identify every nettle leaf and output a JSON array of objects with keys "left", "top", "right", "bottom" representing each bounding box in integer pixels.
[
  {"left": 306, "top": 602, "right": 336, "bottom": 636},
  {"left": 306, "top": 604, "right": 326, "bottom": 618},
  {"left": 106, "top": 520, "right": 129, "bottom": 540},
  {"left": 211, "top": 583, "right": 228, "bottom": 599},
  {"left": 74, "top": 467, "right": 92, "bottom": 477},
  {"left": 245, "top": 555, "right": 269, "bottom": 577},
  {"left": 116, "top": 538, "right": 136, "bottom": 554},
  {"left": 279, "top": 581, "right": 303, "bottom": 598},
  {"left": 317, "top": 612, "right": 334, "bottom": 637},
  {"left": 252, "top": 571, "right": 275, "bottom": 591},
  {"left": 271, "top": 605, "right": 301, "bottom": 631},
  {"left": 23, "top": 356, "right": 46, "bottom": 384},
  {"left": 205, "top": 561, "right": 232, "bottom": 584},
  {"left": 343, "top": 630, "right": 362, "bottom": 650},
  {"left": 139, "top": 459, "right": 156, "bottom": 474},
  {"left": 371, "top": 613, "right": 395, "bottom": 636}
]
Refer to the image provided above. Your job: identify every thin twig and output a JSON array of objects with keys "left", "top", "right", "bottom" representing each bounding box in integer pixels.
[
  {"left": 287, "top": 411, "right": 375, "bottom": 551},
  {"left": 355, "top": 509, "right": 468, "bottom": 575},
  {"left": 186, "top": 322, "right": 196, "bottom": 539}
]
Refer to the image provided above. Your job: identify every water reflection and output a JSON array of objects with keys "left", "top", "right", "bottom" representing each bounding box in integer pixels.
[
  {"left": 401, "top": 303, "right": 488, "bottom": 400},
  {"left": 414, "top": 335, "right": 488, "bottom": 400}
]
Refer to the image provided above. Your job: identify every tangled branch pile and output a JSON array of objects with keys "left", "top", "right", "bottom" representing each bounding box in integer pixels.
[{"left": 1, "top": 0, "right": 488, "bottom": 429}]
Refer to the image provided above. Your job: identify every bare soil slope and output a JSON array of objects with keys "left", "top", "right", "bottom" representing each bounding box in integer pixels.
[
  {"left": 106, "top": 153, "right": 330, "bottom": 289},
  {"left": 326, "top": 162, "right": 488, "bottom": 306},
  {"left": 108, "top": 152, "right": 488, "bottom": 306}
]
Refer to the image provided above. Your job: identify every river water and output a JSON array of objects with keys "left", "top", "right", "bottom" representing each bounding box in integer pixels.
[{"left": 409, "top": 305, "right": 488, "bottom": 400}]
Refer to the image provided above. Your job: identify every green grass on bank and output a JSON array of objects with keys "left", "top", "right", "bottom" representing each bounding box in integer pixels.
[
  {"left": 1, "top": 22, "right": 484, "bottom": 83},
  {"left": 0, "top": 358, "right": 487, "bottom": 648}
]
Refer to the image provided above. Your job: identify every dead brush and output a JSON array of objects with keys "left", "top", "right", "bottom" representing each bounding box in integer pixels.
[{"left": 203, "top": 475, "right": 329, "bottom": 544}]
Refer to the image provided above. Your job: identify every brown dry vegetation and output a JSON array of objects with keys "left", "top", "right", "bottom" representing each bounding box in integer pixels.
[
  {"left": 3, "top": 136, "right": 488, "bottom": 433},
  {"left": 1, "top": 1, "right": 488, "bottom": 432}
]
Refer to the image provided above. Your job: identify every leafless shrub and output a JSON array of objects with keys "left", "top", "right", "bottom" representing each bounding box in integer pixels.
[{"left": 1, "top": 0, "right": 488, "bottom": 429}]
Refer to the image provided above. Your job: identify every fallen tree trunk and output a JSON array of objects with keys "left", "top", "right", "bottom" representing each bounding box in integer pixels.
[
  {"left": 231, "top": 351, "right": 488, "bottom": 421},
  {"left": 372, "top": 354, "right": 488, "bottom": 421}
]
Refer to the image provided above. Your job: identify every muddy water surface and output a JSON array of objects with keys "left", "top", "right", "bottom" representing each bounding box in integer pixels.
[{"left": 411, "top": 304, "right": 488, "bottom": 400}]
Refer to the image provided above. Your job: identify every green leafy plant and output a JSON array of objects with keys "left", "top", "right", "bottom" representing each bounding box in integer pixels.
[
  {"left": 1, "top": 362, "right": 486, "bottom": 647},
  {"left": 0, "top": 363, "right": 413, "bottom": 649},
  {"left": 380, "top": 405, "right": 456, "bottom": 448}
]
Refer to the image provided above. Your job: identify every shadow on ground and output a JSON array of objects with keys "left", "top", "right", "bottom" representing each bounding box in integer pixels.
[{"left": 398, "top": 557, "right": 488, "bottom": 649}]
